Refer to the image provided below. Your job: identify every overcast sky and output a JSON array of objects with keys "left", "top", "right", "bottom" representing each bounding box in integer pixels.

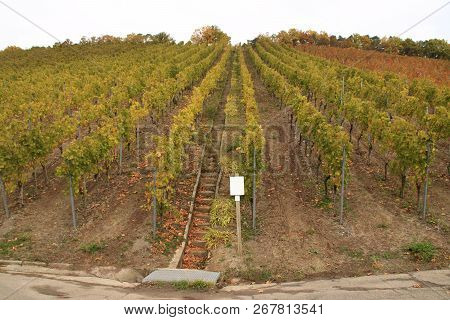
[{"left": 0, "top": 0, "right": 449, "bottom": 49}]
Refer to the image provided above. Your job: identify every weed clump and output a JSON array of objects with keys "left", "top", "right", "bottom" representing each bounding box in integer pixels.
[{"left": 407, "top": 241, "right": 436, "bottom": 262}]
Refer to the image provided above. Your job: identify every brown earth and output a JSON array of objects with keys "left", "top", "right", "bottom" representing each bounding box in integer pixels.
[
  {"left": 0, "top": 91, "right": 201, "bottom": 273},
  {"left": 1, "top": 52, "right": 448, "bottom": 285},
  {"left": 207, "top": 52, "right": 449, "bottom": 284}
]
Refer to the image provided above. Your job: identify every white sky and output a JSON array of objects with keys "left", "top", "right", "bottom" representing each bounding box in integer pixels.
[{"left": 0, "top": 0, "right": 449, "bottom": 49}]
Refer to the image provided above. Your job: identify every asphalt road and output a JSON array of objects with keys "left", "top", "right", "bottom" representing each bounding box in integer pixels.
[{"left": 0, "top": 263, "right": 448, "bottom": 299}]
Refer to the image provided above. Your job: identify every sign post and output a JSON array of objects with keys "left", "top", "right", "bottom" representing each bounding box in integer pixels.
[{"left": 230, "top": 176, "right": 244, "bottom": 256}]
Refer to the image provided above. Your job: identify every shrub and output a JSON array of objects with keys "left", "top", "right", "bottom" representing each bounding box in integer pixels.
[
  {"left": 210, "top": 197, "right": 234, "bottom": 227},
  {"left": 80, "top": 242, "right": 105, "bottom": 254},
  {"left": 0, "top": 233, "right": 31, "bottom": 256},
  {"left": 204, "top": 228, "right": 232, "bottom": 249},
  {"left": 407, "top": 241, "right": 436, "bottom": 262}
]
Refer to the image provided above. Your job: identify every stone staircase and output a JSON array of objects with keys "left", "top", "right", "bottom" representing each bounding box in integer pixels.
[{"left": 181, "top": 144, "right": 219, "bottom": 269}]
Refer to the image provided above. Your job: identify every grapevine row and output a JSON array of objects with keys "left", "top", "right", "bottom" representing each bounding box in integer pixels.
[
  {"left": 56, "top": 43, "right": 226, "bottom": 192},
  {"left": 238, "top": 47, "right": 265, "bottom": 193},
  {"left": 149, "top": 44, "right": 232, "bottom": 206},
  {"left": 246, "top": 45, "right": 352, "bottom": 189},
  {"left": 254, "top": 39, "right": 432, "bottom": 198}
]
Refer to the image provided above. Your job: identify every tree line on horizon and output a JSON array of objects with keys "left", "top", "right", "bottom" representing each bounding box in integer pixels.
[
  {"left": 1, "top": 26, "right": 231, "bottom": 53},
  {"left": 2, "top": 25, "right": 448, "bottom": 60},
  {"left": 272, "top": 28, "right": 449, "bottom": 60}
]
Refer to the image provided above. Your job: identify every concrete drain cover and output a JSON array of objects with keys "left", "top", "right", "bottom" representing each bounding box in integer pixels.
[{"left": 143, "top": 268, "right": 220, "bottom": 284}]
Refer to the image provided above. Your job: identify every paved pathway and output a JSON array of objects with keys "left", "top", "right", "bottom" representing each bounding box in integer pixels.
[{"left": 0, "top": 263, "right": 448, "bottom": 299}]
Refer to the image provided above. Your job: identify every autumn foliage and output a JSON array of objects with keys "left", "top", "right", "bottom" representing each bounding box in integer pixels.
[
  {"left": 191, "top": 25, "right": 230, "bottom": 45},
  {"left": 296, "top": 45, "right": 450, "bottom": 87}
]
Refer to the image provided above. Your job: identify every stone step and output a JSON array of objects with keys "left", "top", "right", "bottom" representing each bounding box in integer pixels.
[
  {"left": 195, "top": 221, "right": 210, "bottom": 228},
  {"left": 192, "top": 230, "right": 207, "bottom": 237},
  {"left": 190, "top": 249, "right": 208, "bottom": 258},
  {"left": 191, "top": 240, "right": 208, "bottom": 248},
  {"left": 196, "top": 205, "right": 211, "bottom": 213},
  {"left": 202, "top": 168, "right": 218, "bottom": 174},
  {"left": 199, "top": 190, "right": 214, "bottom": 196},
  {"left": 194, "top": 214, "right": 210, "bottom": 221},
  {"left": 201, "top": 183, "right": 216, "bottom": 188},
  {"left": 201, "top": 177, "right": 217, "bottom": 184},
  {"left": 201, "top": 172, "right": 217, "bottom": 177},
  {"left": 196, "top": 197, "right": 213, "bottom": 205},
  {"left": 199, "top": 185, "right": 216, "bottom": 192}
]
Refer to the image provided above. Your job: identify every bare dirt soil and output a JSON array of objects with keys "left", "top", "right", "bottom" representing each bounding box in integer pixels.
[
  {"left": 0, "top": 92, "right": 201, "bottom": 273},
  {"left": 1, "top": 55, "right": 448, "bottom": 285},
  {"left": 207, "top": 54, "right": 449, "bottom": 284}
]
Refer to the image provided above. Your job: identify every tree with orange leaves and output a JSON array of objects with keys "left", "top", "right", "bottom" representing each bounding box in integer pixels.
[{"left": 190, "top": 25, "right": 230, "bottom": 45}]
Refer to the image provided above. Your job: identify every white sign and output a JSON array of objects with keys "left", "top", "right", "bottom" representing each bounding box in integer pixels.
[{"left": 229, "top": 176, "right": 244, "bottom": 197}]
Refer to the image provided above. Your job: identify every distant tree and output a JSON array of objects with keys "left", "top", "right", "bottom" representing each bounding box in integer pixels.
[
  {"left": 337, "top": 36, "right": 353, "bottom": 48},
  {"left": 53, "top": 39, "right": 73, "bottom": 48},
  {"left": 125, "top": 33, "right": 147, "bottom": 43},
  {"left": 97, "top": 35, "right": 121, "bottom": 43},
  {"left": 305, "top": 30, "right": 319, "bottom": 44},
  {"left": 79, "top": 36, "right": 90, "bottom": 45},
  {"left": 275, "top": 30, "right": 291, "bottom": 45},
  {"left": 190, "top": 25, "right": 230, "bottom": 44},
  {"left": 369, "top": 36, "right": 382, "bottom": 51},
  {"left": 329, "top": 35, "right": 338, "bottom": 47},
  {"left": 422, "top": 39, "right": 449, "bottom": 59},
  {"left": 348, "top": 33, "right": 365, "bottom": 49},
  {"left": 2, "top": 46, "right": 22, "bottom": 53},
  {"left": 400, "top": 38, "right": 421, "bottom": 57},
  {"left": 268, "top": 28, "right": 449, "bottom": 60},
  {"left": 150, "top": 32, "right": 174, "bottom": 44},
  {"left": 381, "top": 36, "right": 403, "bottom": 54},
  {"left": 316, "top": 32, "right": 330, "bottom": 46}
]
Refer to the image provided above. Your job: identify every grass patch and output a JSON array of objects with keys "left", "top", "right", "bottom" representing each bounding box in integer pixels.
[
  {"left": 370, "top": 250, "right": 398, "bottom": 261},
  {"left": 241, "top": 217, "right": 256, "bottom": 241},
  {"left": 315, "top": 197, "right": 332, "bottom": 209},
  {"left": 426, "top": 215, "right": 449, "bottom": 234},
  {"left": 340, "top": 246, "right": 364, "bottom": 259},
  {"left": 171, "top": 280, "right": 211, "bottom": 290},
  {"left": 0, "top": 233, "right": 31, "bottom": 256},
  {"left": 406, "top": 241, "right": 437, "bottom": 262},
  {"left": 162, "top": 235, "right": 183, "bottom": 255},
  {"left": 80, "top": 242, "right": 105, "bottom": 254},
  {"left": 293, "top": 270, "right": 306, "bottom": 281},
  {"left": 240, "top": 267, "right": 273, "bottom": 282},
  {"left": 376, "top": 223, "right": 389, "bottom": 229},
  {"left": 204, "top": 228, "right": 232, "bottom": 249}
]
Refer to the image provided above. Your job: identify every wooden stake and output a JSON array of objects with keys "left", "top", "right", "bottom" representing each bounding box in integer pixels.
[
  {"left": 119, "top": 137, "right": 123, "bottom": 175},
  {"left": 422, "top": 142, "right": 430, "bottom": 219},
  {"left": 136, "top": 122, "right": 140, "bottom": 167},
  {"left": 0, "top": 176, "right": 10, "bottom": 218},
  {"left": 252, "top": 146, "right": 256, "bottom": 230},
  {"left": 236, "top": 196, "right": 243, "bottom": 256},
  {"left": 152, "top": 169, "right": 157, "bottom": 238},
  {"left": 69, "top": 176, "right": 77, "bottom": 229},
  {"left": 339, "top": 146, "right": 346, "bottom": 225}
]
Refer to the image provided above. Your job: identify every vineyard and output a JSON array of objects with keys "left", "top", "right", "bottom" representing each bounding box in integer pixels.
[{"left": 0, "top": 28, "right": 448, "bottom": 283}]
